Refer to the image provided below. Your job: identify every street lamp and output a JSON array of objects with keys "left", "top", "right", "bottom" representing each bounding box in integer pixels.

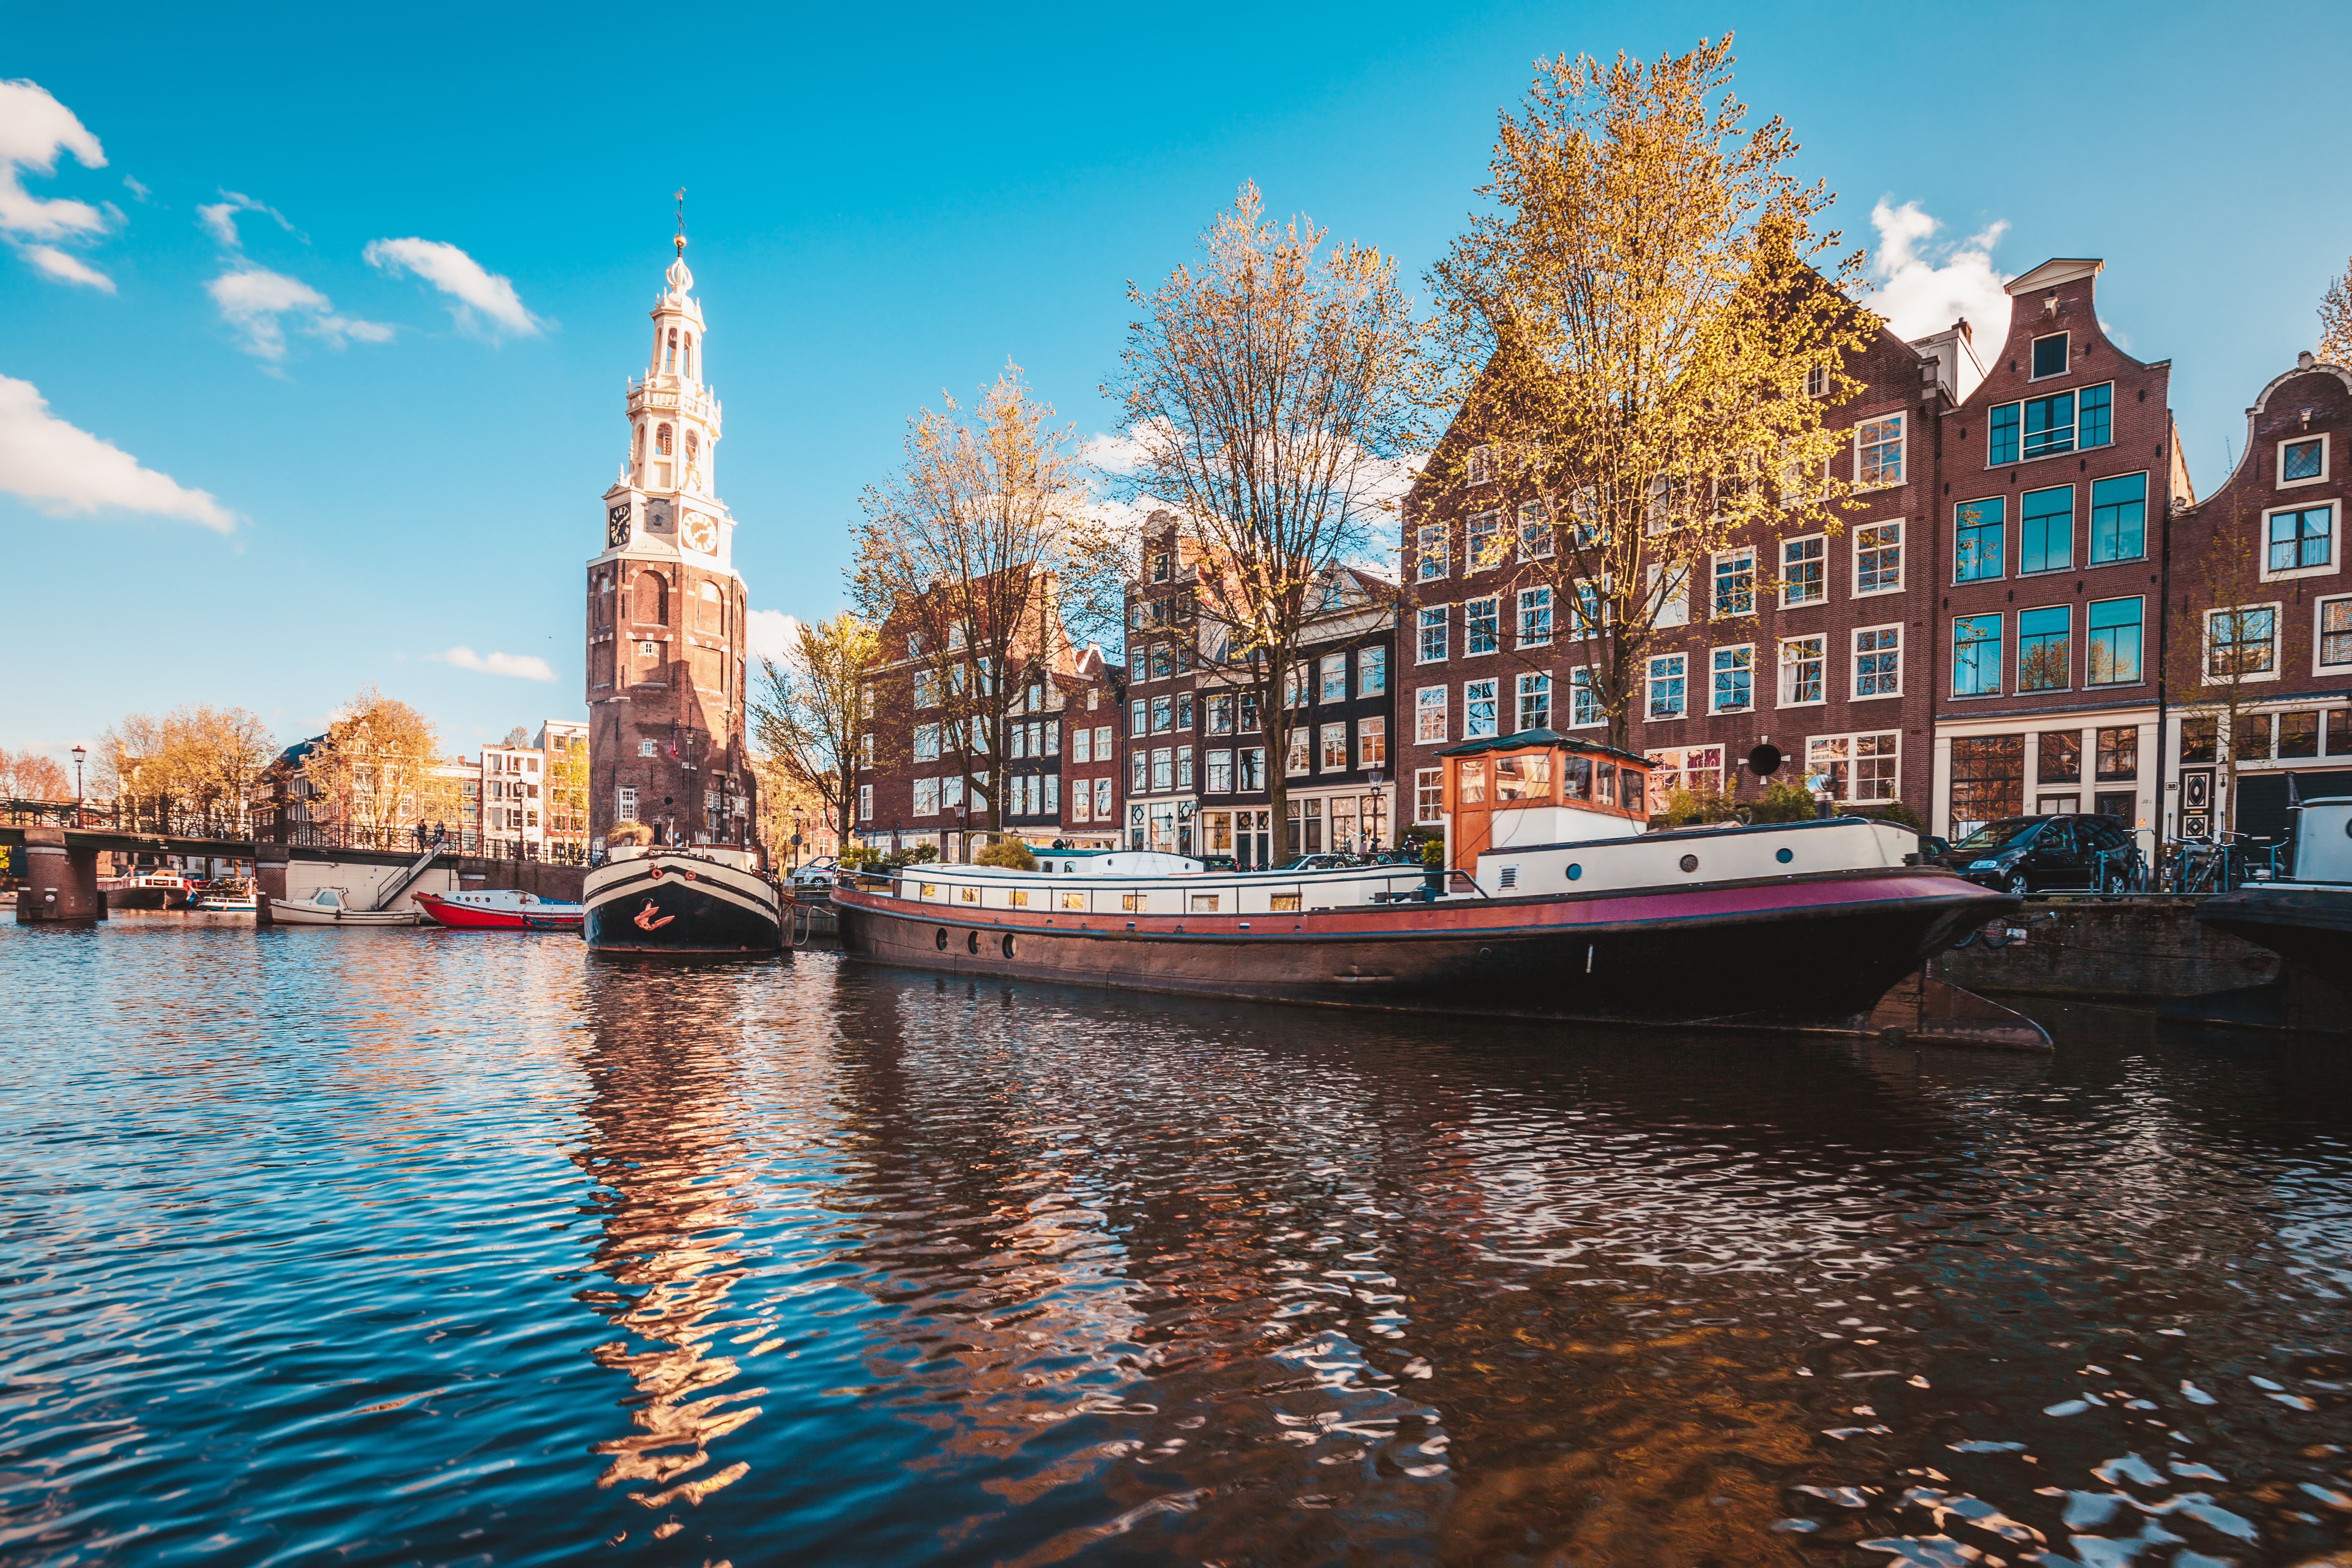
[
  {"left": 791, "top": 810, "right": 805, "bottom": 869},
  {"left": 72, "top": 745, "right": 86, "bottom": 825}
]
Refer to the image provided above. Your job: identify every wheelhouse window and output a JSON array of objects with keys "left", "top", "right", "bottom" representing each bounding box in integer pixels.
[
  {"left": 2017, "top": 606, "right": 2071, "bottom": 691},
  {"left": 1710, "top": 645, "right": 1753, "bottom": 713},
  {"left": 1854, "top": 625, "right": 1901, "bottom": 698},
  {"left": 1953, "top": 614, "right": 2003, "bottom": 696},
  {"left": 1646, "top": 652, "right": 1686, "bottom": 720},
  {"left": 2089, "top": 473, "right": 2148, "bottom": 564},
  {"left": 2086, "top": 597, "right": 2143, "bottom": 686},
  {"left": 1781, "top": 534, "right": 1825, "bottom": 606},
  {"left": 2021, "top": 486, "right": 2073, "bottom": 574},
  {"left": 1957, "top": 496, "right": 2013, "bottom": 583}
]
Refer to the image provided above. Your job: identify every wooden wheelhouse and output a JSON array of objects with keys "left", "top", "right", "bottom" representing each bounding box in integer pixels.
[{"left": 1436, "top": 728, "right": 1665, "bottom": 873}]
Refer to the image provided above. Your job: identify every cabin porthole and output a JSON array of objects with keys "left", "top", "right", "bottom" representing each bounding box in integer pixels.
[
  {"left": 934, "top": 928, "right": 948, "bottom": 950},
  {"left": 1001, "top": 933, "right": 1016, "bottom": 958},
  {"left": 966, "top": 930, "right": 980, "bottom": 955},
  {"left": 1679, "top": 854, "right": 1700, "bottom": 873},
  {"left": 1775, "top": 847, "right": 1794, "bottom": 864},
  {"left": 1566, "top": 864, "right": 1583, "bottom": 881}
]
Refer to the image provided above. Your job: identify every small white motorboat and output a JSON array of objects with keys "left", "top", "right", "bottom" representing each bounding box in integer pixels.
[{"left": 267, "top": 886, "right": 421, "bottom": 926}]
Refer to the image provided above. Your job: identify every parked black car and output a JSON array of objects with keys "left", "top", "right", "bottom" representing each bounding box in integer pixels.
[{"left": 1934, "top": 814, "right": 2142, "bottom": 895}]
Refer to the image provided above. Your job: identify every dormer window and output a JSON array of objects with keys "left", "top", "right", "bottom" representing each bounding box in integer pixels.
[
  {"left": 2281, "top": 436, "right": 2328, "bottom": 486},
  {"left": 2031, "top": 332, "right": 2068, "bottom": 380}
]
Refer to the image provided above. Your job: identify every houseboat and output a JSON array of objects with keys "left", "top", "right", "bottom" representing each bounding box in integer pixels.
[
  {"left": 583, "top": 830, "right": 784, "bottom": 954},
  {"left": 2197, "top": 794, "right": 2352, "bottom": 979},
  {"left": 834, "top": 729, "right": 2018, "bottom": 1032}
]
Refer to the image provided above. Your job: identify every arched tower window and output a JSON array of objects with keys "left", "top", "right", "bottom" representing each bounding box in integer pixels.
[
  {"left": 684, "top": 429, "right": 699, "bottom": 467},
  {"left": 655, "top": 423, "right": 673, "bottom": 456},
  {"left": 699, "top": 579, "right": 721, "bottom": 631},
  {"left": 636, "top": 570, "right": 668, "bottom": 626},
  {"left": 596, "top": 572, "right": 614, "bottom": 626},
  {"left": 665, "top": 328, "right": 677, "bottom": 373},
  {"left": 633, "top": 424, "right": 644, "bottom": 469},
  {"left": 683, "top": 331, "right": 695, "bottom": 379}
]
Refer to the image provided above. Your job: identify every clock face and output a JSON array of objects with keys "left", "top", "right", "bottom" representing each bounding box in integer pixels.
[
  {"left": 680, "top": 510, "right": 718, "bottom": 553},
  {"left": 606, "top": 503, "right": 632, "bottom": 548}
]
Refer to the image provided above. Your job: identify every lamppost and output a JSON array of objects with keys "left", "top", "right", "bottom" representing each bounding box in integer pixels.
[
  {"left": 790, "top": 810, "right": 804, "bottom": 869},
  {"left": 1365, "top": 766, "right": 1385, "bottom": 856},
  {"left": 72, "top": 745, "right": 86, "bottom": 827}
]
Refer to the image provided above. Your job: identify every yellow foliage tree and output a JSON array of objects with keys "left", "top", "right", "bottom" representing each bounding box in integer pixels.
[{"left": 1423, "top": 37, "right": 1870, "bottom": 750}]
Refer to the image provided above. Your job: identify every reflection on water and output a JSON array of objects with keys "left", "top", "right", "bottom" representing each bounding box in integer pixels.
[{"left": 1, "top": 920, "right": 2348, "bottom": 1567}]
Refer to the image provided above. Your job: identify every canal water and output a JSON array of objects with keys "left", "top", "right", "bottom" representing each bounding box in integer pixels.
[{"left": 3, "top": 920, "right": 2348, "bottom": 1567}]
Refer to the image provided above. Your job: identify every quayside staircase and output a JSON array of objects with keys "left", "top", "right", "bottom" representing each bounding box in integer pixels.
[{"left": 371, "top": 836, "right": 444, "bottom": 912}]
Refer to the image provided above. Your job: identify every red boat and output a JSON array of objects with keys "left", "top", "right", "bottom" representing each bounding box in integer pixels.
[{"left": 414, "top": 889, "right": 586, "bottom": 932}]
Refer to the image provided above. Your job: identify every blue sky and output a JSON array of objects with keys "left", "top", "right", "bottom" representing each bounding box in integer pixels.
[{"left": 8, "top": 0, "right": 2350, "bottom": 768}]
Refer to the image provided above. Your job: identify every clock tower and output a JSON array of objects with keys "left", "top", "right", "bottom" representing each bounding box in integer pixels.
[{"left": 584, "top": 228, "right": 758, "bottom": 854}]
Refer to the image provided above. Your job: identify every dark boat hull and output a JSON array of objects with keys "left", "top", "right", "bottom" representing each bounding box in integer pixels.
[
  {"left": 2196, "top": 885, "right": 2352, "bottom": 975},
  {"left": 584, "top": 854, "right": 785, "bottom": 954},
  {"left": 835, "top": 868, "right": 2014, "bottom": 1028}
]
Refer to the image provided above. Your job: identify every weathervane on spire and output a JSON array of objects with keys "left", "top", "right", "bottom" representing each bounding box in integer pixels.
[{"left": 674, "top": 188, "right": 687, "bottom": 254}]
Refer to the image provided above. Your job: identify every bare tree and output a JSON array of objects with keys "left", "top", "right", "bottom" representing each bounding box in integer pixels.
[
  {"left": 1110, "top": 182, "right": 1424, "bottom": 855},
  {"left": 750, "top": 611, "right": 879, "bottom": 853},
  {"left": 0, "top": 748, "right": 71, "bottom": 800},
  {"left": 850, "top": 362, "right": 1121, "bottom": 838},
  {"left": 1423, "top": 37, "right": 1868, "bottom": 750}
]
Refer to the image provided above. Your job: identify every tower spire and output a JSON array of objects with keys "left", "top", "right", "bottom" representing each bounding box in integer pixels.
[{"left": 674, "top": 188, "right": 686, "bottom": 255}]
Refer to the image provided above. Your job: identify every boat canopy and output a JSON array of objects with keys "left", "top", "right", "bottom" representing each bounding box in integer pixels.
[{"left": 1436, "top": 730, "right": 1662, "bottom": 872}]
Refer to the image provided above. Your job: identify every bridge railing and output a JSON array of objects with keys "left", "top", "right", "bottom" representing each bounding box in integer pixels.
[{"left": 261, "top": 814, "right": 589, "bottom": 864}]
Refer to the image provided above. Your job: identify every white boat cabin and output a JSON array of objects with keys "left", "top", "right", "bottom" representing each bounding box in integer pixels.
[{"left": 1437, "top": 729, "right": 1658, "bottom": 871}]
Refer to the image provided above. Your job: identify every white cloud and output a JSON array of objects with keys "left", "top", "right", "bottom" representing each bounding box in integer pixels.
[
  {"left": 364, "top": 237, "right": 544, "bottom": 338},
  {"left": 23, "top": 243, "right": 111, "bottom": 292},
  {"left": 0, "top": 78, "right": 106, "bottom": 242},
  {"left": 0, "top": 373, "right": 235, "bottom": 532},
  {"left": 206, "top": 265, "right": 394, "bottom": 362},
  {"left": 0, "top": 79, "right": 119, "bottom": 291},
  {"left": 1861, "top": 198, "right": 2012, "bottom": 346},
  {"left": 428, "top": 647, "right": 557, "bottom": 681},
  {"left": 195, "top": 189, "right": 293, "bottom": 250},
  {"left": 746, "top": 608, "right": 801, "bottom": 663},
  {"left": 121, "top": 175, "right": 148, "bottom": 201}
]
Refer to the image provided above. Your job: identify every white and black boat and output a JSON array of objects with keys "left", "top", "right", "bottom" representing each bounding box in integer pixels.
[
  {"left": 2197, "top": 793, "right": 2352, "bottom": 980},
  {"left": 584, "top": 841, "right": 785, "bottom": 954},
  {"left": 835, "top": 729, "right": 2019, "bottom": 1036}
]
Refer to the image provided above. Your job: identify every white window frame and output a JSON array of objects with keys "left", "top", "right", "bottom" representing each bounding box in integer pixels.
[
  {"left": 1517, "top": 499, "right": 1555, "bottom": 560},
  {"left": 1711, "top": 548, "right": 1756, "bottom": 618},
  {"left": 1357, "top": 716, "right": 1387, "bottom": 769},
  {"left": 859, "top": 784, "right": 873, "bottom": 820},
  {"left": 1357, "top": 645, "right": 1387, "bottom": 696},
  {"left": 1780, "top": 533, "right": 1826, "bottom": 608},
  {"left": 1852, "top": 622, "right": 1903, "bottom": 701},
  {"left": 1416, "top": 604, "right": 1450, "bottom": 663},
  {"left": 1517, "top": 585, "right": 1554, "bottom": 649},
  {"left": 1854, "top": 412, "right": 1905, "bottom": 489},
  {"left": 1094, "top": 777, "right": 1113, "bottom": 818},
  {"left": 1319, "top": 652, "right": 1347, "bottom": 704},
  {"left": 1465, "top": 594, "right": 1500, "bottom": 656},
  {"left": 2315, "top": 593, "right": 2352, "bottom": 675},
  {"left": 1414, "top": 766, "right": 1444, "bottom": 824},
  {"left": 1416, "top": 521, "right": 1450, "bottom": 581},
  {"left": 1853, "top": 519, "right": 1904, "bottom": 597},
  {"left": 1319, "top": 722, "right": 1348, "bottom": 772},
  {"left": 1649, "top": 562, "right": 1689, "bottom": 627},
  {"left": 2029, "top": 330, "right": 2069, "bottom": 382},
  {"left": 1709, "top": 643, "right": 1755, "bottom": 714},
  {"left": 2279, "top": 432, "right": 2331, "bottom": 489},
  {"left": 1466, "top": 443, "right": 1498, "bottom": 485},
  {"left": 2203, "top": 602, "right": 2284, "bottom": 684},
  {"left": 1805, "top": 730, "right": 1902, "bottom": 804},
  {"left": 1285, "top": 729, "right": 1310, "bottom": 776},
  {"left": 1645, "top": 652, "right": 1687, "bottom": 721},
  {"left": 2260, "top": 499, "right": 2340, "bottom": 584},
  {"left": 1516, "top": 671, "right": 1552, "bottom": 732},
  {"left": 1567, "top": 668, "right": 1602, "bottom": 730},
  {"left": 1463, "top": 677, "right": 1499, "bottom": 740},
  {"left": 1777, "top": 634, "right": 1826, "bottom": 708},
  {"left": 1415, "top": 685, "right": 1448, "bottom": 744},
  {"left": 1465, "top": 508, "right": 1504, "bottom": 572},
  {"left": 1207, "top": 749, "right": 1233, "bottom": 793}
]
